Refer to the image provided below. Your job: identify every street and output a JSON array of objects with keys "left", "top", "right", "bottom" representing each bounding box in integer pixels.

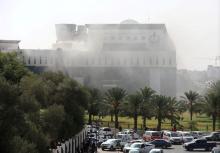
[{"left": 97, "top": 145, "right": 213, "bottom": 153}]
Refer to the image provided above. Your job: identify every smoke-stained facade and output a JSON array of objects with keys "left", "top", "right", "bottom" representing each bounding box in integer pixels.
[{"left": 22, "top": 20, "right": 177, "bottom": 96}]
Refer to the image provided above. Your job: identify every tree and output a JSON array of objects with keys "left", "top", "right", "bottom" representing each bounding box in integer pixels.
[
  {"left": 181, "top": 91, "right": 200, "bottom": 121},
  {"left": 0, "top": 77, "right": 28, "bottom": 153},
  {"left": 57, "top": 78, "right": 89, "bottom": 138},
  {"left": 203, "top": 81, "right": 220, "bottom": 131},
  {"left": 127, "top": 92, "right": 142, "bottom": 131},
  {"left": 41, "top": 104, "right": 65, "bottom": 140},
  {"left": 87, "top": 88, "right": 101, "bottom": 124},
  {"left": 153, "top": 95, "right": 170, "bottom": 131},
  {"left": 140, "top": 87, "right": 155, "bottom": 129},
  {"left": 105, "top": 87, "right": 127, "bottom": 128},
  {"left": 166, "top": 97, "right": 181, "bottom": 128},
  {"left": 0, "top": 52, "right": 29, "bottom": 83}
]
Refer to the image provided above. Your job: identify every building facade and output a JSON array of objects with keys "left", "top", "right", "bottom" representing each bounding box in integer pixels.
[{"left": 21, "top": 20, "right": 177, "bottom": 96}]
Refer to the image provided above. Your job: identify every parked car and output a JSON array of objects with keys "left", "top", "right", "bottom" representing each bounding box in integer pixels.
[
  {"left": 99, "top": 127, "right": 113, "bottom": 136},
  {"left": 183, "top": 139, "right": 216, "bottom": 151},
  {"left": 100, "top": 139, "right": 121, "bottom": 151},
  {"left": 178, "top": 131, "right": 194, "bottom": 143},
  {"left": 190, "top": 131, "right": 206, "bottom": 139},
  {"left": 163, "top": 131, "right": 182, "bottom": 144},
  {"left": 203, "top": 132, "right": 220, "bottom": 141},
  {"left": 116, "top": 133, "right": 132, "bottom": 149},
  {"left": 149, "top": 149, "right": 164, "bottom": 153},
  {"left": 123, "top": 140, "right": 144, "bottom": 153},
  {"left": 125, "top": 142, "right": 154, "bottom": 153},
  {"left": 143, "top": 131, "right": 161, "bottom": 141},
  {"left": 149, "top": 139, "right": 172, "bottom": 148},
  {"left": 212, "top": 147, "right": 220, "bottom": 153}
]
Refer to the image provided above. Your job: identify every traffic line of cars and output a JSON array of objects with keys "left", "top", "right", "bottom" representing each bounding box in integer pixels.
[{"left": 87, "top": 125, "right": 220, "bottom": 153}]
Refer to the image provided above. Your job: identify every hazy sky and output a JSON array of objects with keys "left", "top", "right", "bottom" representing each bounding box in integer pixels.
[{"left": 0, "top": 0, "right": 219, "bottom": 70}]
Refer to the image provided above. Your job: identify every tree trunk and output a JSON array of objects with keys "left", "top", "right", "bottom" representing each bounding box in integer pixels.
[
  {"left": 111, "top": 113, "right": 114, "bottom": 122},
  {"left": 115, "top": 109, "right": 118, "bottom": 129},
  {"left": 213, "top": 114, "right": 216, "bottom": 131},
  {"left": 157, "top": 117, "right": 162, "bottom": 131},
  {"left": 134, "top": 113, "right": 138, "bottom": 131},
  {"left": 143, "top": 116, "right": 146, "bottom": 130},
  {"left": 89, "top": 113, "right": 92, "bottom": 124},
  {"left": 190, "top": 101, "right": 193, "bottom": 121}
]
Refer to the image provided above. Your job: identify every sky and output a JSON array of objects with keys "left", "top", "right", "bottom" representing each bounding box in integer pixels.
[{"left": 0, "top": 0, "right": 219, "bottom": 70}]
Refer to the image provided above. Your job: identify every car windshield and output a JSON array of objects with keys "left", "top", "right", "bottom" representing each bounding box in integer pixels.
[
  {"left": 106, "top": 139, "right": 115, "bottom": 143},
  {"left": 124, "top": 143, "right": 131, "bottom": 147},
  {"left": 183, "top": 133, "right": 192, "bottom": 136},
  {"left": 152, "top": 132, "right": 161, "bottom": 136},
  {"left": 131, "top": 143, "right": 142, "bottom": 148},
  {"left": 116, "top": 135, "right": 122, "bottom": 139},
  {"left": 171, "top": 132, "right": 180, "bottom": 137},
  {"left": 103, "top": 128, "right": 111, "bottom": 131}
]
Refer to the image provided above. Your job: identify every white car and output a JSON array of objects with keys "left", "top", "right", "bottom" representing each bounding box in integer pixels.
[
  {"left": 125, "top": 142, "right": 154, "bottom": 153},
  {"left": 99, "top": 127, "right": 113, "bottom": 136},
  {"left": 123, "top": 140, "right": 144, "bottom": 153},
  {"left": 163, "top": 131, "right": 182, "bottom": 144},
  {"left": 212, "top": 147, "right": 220, "bottom": 153},
  {"left": 100, "top": 139, "right": 121, "bottom": 151},
  {"left": 149, "top": 149, "right": 163, "bottom": 153},
  {"left": 178, "top": 131, "right": 194, "bottom": 143}
]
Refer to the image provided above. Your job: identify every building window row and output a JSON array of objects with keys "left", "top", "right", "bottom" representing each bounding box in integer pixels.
[
  {"left": 23, "top": 56, "right": 174, "bottom": 67},
  {"left": 106, "top": 35, "right": 146, "bottom": 41}
]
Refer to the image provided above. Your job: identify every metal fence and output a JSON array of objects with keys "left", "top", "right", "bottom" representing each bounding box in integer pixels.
[{"left": 51, "top": 128, "right": 87, "bottom": 153}]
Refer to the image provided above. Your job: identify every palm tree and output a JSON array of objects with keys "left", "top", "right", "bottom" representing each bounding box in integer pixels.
[
  {"left": 105, "top": 87, "right": 127, "bottom": 129},
  {"left": 203, "top": 81, "right": 220, "bottom": 131},
  {"left": 181, "top": 90, "right": 200, "bottom": 122},
  {"left": 153, "top": 95, "right": 169, "bottom": 131},
  {"left": 140, "top": 87, "right": 155, "bottom": 129},
  {"left": 166, "top": 97, "right": 181, "bottom": 128},
  {"left": 203, "top": 93, "right": 218, "bottom": 131},
  {"left": 128, "top": 92, "right": 142, "bottom": 131},
  {"left": 87, "top": 88, "right": 101, "bottom": 124}
]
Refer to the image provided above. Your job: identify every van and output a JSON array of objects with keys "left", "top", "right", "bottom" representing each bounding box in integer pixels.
[
  {"left": 99, "top": 127, "right": 113, "bottom": 136},
  {"left": 163, "top": 131, "right": 182, "bottom": 144},
  {"left": 143, "top": 131, "right": 161, "bottom": 141}
]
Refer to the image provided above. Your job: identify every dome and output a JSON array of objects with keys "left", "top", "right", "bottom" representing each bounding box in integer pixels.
[{"left": 120, "top": 19, "right": 139, "bottom": 24}]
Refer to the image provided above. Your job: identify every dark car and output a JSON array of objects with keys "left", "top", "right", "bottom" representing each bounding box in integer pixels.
[
  {"left": 183, "top": 139, "right": 216, "bottom": 151},
  {"left": 149, "top": 139, "right": 172, "bottom": 148},
  {"left": 204, "top": 132, "right": 220, "bottom": 141}
]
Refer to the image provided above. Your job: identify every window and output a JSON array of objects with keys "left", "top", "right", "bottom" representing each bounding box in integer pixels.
[
  {"left": 163, "top": 58, "right": 165, "bottom": 65},
  {"left": 50, "top": 58, "right": 53, "bottom": 64},
  {"left": 143, "top": 57, "right": 146, "bottom": 65},
  {"left": 111, "top": 36, "right": 115, "bottom": 40},
  {"left": 40, "top": 56, "right": 42, "bottom": 64},
  {"left": 133, "top": 36, "right": 137, "bottom": 40},
  {"left": 136, "top": 57, "right": 139, "bottom": 65},
  {"left": 45, "top": 57, "right": 47, "bottom": 64},
  {"left": 150, "top": 58, "right": 152, "bottom": 65},
  {"left": 169, "top": 58, "right": 172, "bottom": 65},
  {"left": 28, "top": 57, "right": 30, "bottom": 64},
  {"left": 118, "top": 36, "right": 122, "bottom": 40},
  {"left": 142, "top": 36, "right": 146, "bottom": 40},
  {"left": 123, "top": 59, "right": 127, "bottom": 65},
  {"left": 34, "top": 58, "right": 36, "bottom": 64},
  {"left": 156, "top": 58, "right": 159, "bottom": 65},
  {"left": 126, "top": 36, "right": 130, "bottom": 40}
]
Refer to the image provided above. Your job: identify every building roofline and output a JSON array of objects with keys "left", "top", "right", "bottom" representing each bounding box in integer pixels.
[{"left": 0, "top": 40, "right": 21, "bottom": 43}]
